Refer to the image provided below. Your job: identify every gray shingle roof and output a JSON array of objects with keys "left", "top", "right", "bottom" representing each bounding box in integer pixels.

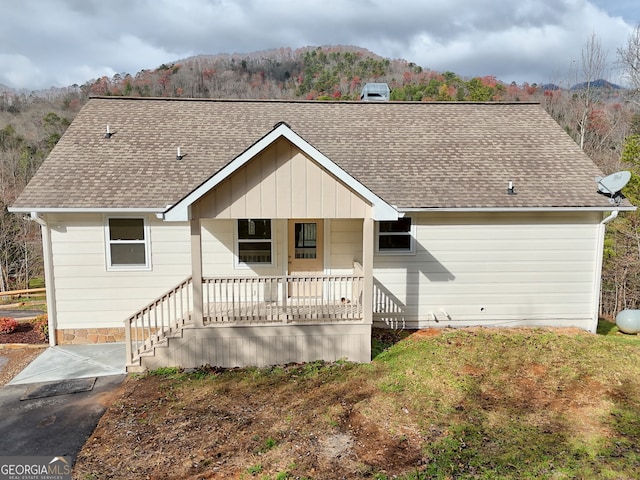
[{"left": 11, "top": 97, "right": 618, "bottom": 210}]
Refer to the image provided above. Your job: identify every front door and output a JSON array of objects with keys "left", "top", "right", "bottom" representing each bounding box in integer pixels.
[{"left": 288, "top": 220, "right": 324, "bottom": 297}]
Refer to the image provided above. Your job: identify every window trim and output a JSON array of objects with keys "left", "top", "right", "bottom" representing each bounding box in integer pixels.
[
  {"left": 235, "top": 219, "right": 275, "bottom": 268},
  {"left": 105, "top": 216, "right": 152, "bottom": 271},
  {"left": 375, "top": 216, "right": 416, "bottom": 255}
]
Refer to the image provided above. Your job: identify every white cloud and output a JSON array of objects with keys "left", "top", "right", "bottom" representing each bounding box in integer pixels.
[
  {"left": 396, "top": 1, "right": 633, "bottom": 84},
  {"left": 0, "top": 0, "right": 637, "bottom": 90},
  {"left": 0, "top": 54, "right": 45, "bottom": 90}
]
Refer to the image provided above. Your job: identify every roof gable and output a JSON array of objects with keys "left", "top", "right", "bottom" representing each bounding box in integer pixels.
[{"left": 164, "top": 123, "right": 397, "bottom": 221}]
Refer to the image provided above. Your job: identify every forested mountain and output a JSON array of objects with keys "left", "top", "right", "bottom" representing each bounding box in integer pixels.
[
  {"left": 1, "top": 44, "right": 639, "bottom": 317},
  {"left": 77, "top": 46, "right": 529, "bottom": 101}
]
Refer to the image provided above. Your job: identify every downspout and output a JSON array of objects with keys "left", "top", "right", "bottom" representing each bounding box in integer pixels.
[
  {"left": 591, "top": 210, "right": 619, "bottom": 333},
  {"left": 601, "top": 210, "right": 619, "bottom": 225},
  {"left": 30, "top": 212, "right": 57, "bottom": 346}
]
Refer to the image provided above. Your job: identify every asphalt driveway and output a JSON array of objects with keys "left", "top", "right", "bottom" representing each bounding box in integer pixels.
[
  {"left": 0, "top": 309, "right": 44, "bottom": 319},
  {"left": 0, "top": 344, "right": 127, "bottom": 463},
  {"left": 0, "top": 374, "right": 125, "bottom": 458}
]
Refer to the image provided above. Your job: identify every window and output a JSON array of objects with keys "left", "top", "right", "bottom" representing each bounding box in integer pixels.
[
  {"left": 294, "top": 222, "right": 317, "bottom": 259},
  {"left": 106, "top": 217, "right": 150, "bottom": 270},
  {"left": 377, "top": 217, "right": 414, "bottom": 254},
  {"left": 237, "top": 219, "right": 273, "bottom": 265}
]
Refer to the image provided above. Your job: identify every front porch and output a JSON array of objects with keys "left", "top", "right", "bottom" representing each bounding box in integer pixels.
[
  {"left": 123, "top": 130, "right": 398, "bottom": 371},
  {"left": 124, "top": 270, "right": 369, "bottom": 371}
]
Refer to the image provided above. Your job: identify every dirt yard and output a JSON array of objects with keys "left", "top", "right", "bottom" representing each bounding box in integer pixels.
[
  {"left": 72, "top": 326, "right": 634, "bottom": 479},
  {"left": 0, "top": 320, "right": 48, "bottom": 386},
  {"left": 3, "top": 325, "right": 635, "bottom": 479},
  {"left": 74, "top": 364, "right": 424, "bottom": 479},
  {"left": 0, "top": 346, "right": 45, "bottom": 386}
]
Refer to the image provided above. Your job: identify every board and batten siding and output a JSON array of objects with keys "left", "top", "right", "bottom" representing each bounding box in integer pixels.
[
  {"left": 140, "top": 324, "right": 371, "bottom": 370},
  {"left": 373, "top": 211, "right": 602, "bottom": 331},
  {"left": 47, "top": 213, "right": 191, "bottom": 329},
  {"left": 196, "top": 138, "right": 371, "bottom": 219}
]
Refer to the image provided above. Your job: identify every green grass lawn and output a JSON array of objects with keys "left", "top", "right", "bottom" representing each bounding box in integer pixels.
[{"left": 371, "top": 326, "right": 640, "bottom": 478}]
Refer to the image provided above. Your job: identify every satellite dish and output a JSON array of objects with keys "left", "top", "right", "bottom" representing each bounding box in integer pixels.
[{"left": 596, "top": 170, "right": 631, "bottom": 204}]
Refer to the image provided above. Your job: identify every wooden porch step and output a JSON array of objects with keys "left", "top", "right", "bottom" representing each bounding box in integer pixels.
[{"left": 133, "top": 324, "right": 189, "bottom": 364}]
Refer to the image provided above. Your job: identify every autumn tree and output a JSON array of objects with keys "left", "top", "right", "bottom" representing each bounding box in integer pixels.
[
  {"left": 600, "top": 133, "right": 640, "bottom": 316},
  {"left": 0, "top": 101, "right": 73, "bottom": 290},
  {"left": 570, "top": 33, "right": 609, "bottom": 151},
  {"left": 617, "top": 23, "right": 640, "bottom": 104}
]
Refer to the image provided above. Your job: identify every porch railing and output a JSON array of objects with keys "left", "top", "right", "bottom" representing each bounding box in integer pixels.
[
  {"left": 202, "top": 274, "right": 364, "bottom": 324},
  {"left": 124, "top": 271, "right": 366, "bottom": 366},
  {"left": 124, "top": 276, "right": 193, "bottom": 366}
]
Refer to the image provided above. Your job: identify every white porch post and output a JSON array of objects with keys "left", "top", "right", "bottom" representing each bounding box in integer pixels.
[
  {"left": 362, "top": 217, "right": 374, "bottom": 324},
  {"left": 190, "top": 216, "right": 204, "bottom": 328}
]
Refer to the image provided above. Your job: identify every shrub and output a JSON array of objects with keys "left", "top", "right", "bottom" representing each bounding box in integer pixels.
[
  {"left": 0, "top": 317, "right": 19, "bottom": 334},
  {"left": 33, "top": 314, "right": 48, "bottom": 341}
]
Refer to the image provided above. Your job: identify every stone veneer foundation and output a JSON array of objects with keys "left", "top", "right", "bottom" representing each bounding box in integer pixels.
[{"left": 55, "top": 328, "right": 125, "bottom": 344}]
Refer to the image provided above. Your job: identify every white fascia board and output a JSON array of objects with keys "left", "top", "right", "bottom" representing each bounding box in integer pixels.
[
  {"left": 162, "top": 123, "right": 399, "bottom": 222},
  {"left": 398, "top": 206, "right": 637, "bottom": 213},
  {"left": 8, "top": 207, "right": 166, "bottom": 214}
]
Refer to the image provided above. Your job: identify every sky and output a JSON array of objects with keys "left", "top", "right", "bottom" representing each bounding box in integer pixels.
[{"left": 1, "top": 0, "right": 639, "bottom": 92}]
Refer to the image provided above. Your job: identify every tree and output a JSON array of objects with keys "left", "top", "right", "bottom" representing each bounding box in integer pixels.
[
  {"left": 570, "top": 33, "right": 608, "bottom": 150},
  {"left": 601, "top": 134, "right": 640, "bottom": 316},
  {"left": 617, "top": 23, "right": 640, "bottom": 104}
]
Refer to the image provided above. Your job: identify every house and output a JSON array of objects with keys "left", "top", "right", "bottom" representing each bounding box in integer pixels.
[{"left": 9, "top": 97, "right": 632, "bottom": 372}]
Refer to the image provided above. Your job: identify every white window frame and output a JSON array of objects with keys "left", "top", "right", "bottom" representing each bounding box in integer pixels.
[
  {"left": 375, "top": 216, "right": 416, "bottom": 255},
  {"left": 235, "top": 219, "right": 275, "bottom": 268},
  {"left": 105, "top": 216, "right": 151, "bottom": 271}
]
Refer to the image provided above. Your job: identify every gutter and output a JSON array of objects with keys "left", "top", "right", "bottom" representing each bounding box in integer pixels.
[
  {"left": 9, "top": 207, "right": 165, "bottom": 214},
  {"left": 399, "top": 206, "right": 636, "bottom": 213},
  {"left": 29, "top": 212, "right": 57, "bottom": 347}
]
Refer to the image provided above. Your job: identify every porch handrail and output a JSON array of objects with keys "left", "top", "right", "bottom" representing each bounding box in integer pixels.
[
  {"left": 202, "top": 274, "right": 364, "bottom": 324},
  {"left": 124, "top": 276, "right": 193, "bottom": 366}
]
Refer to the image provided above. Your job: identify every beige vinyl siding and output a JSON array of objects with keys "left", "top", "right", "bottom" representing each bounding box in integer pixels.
[
  {"left": 200, "top": 219, "right": 286, "bottom": 277},
  {"left": 48, "top": 213, "right": 191, "bottom": 329},
  {"left": 328, "top": 219, "right": 363, "bottom": 273},
  {"left": 200, "top": 219, "right": 364, "bottom": 277},
  {"left": 373, "top": 211, "right": 601, "bottom": 330},
  {"left": 197, "top": 138, "right": 371, "bottom": 219}
]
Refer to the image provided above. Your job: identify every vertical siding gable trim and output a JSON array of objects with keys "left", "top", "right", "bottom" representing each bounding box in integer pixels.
[
  {"left": 162, "top": 123, "right": 398, "bottom": 222},
  {"left": 197, "top": 141, "right": 373, "bottom": 219}
]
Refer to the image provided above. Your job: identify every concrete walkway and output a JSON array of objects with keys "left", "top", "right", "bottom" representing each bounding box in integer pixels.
[{"left": 9, "top": 343, "right": 126, "bottom": 385}]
